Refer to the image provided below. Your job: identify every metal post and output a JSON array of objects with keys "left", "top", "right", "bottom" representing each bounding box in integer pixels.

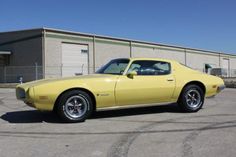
[
  {"left": 130, "top": 41, "right": 132, "bottom": 57},
  {"left": 184, "top": 49, "right": 187, "bottom": 65},
  {"left": 4, "top": 66, "right": 6, "bottom": 83},
  {"left": 35, "top": 62, "right": 38, "bottom": 80},
  {"left": 93, "top": 36, "right": 96, "bottom": 73},
  {"left": 82, "top": 64, "right": 84, "bottom": 75},
  {"left": 42, "top": 29, "right": 46, "bottom": 79},
  {"left": 61, "top": 63, "right": 63, "bottom": 77},
  {"left": 228, "top": 58, "right": 231, "bottom": 77},
  {"left": 219, "top": 53, "right": 221, "bottom": 68}
]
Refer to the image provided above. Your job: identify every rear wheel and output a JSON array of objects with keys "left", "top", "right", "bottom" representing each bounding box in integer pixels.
[
  {"left": 178, "top": 84, "right": 204, "bottom": 112},
  {"left": 56, "top": 90, "right": 93, "bottom": 122}
]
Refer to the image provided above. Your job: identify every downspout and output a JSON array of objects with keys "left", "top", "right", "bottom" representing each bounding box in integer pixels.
[
  {"left": 184, "top": 49, "right": 187, "bottom": 65},
  {"left": 130, "top": 41, "right": 132, "bottom": 58},
  {"left": 219, "top": 52, "right": 221, "bottom": 68},
  {"left": 42, "top": 29, "right": 46, "bottom": 79},
  {"left": 93, "top": 36, "right": 96, "bottom": 73}
]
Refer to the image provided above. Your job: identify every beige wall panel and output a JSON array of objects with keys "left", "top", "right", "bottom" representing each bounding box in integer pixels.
[
  {"left": 158, "top": 48, "right": 185, "bottom": 64},
  {"left": 132, "top": 46, "right": 158, "bottom": 58},
  {"left": 94, "top": 41, "right": 130, "bottom": 70},
  {"left": 186, "top": 51, "right": 219, "bottom": 72}
]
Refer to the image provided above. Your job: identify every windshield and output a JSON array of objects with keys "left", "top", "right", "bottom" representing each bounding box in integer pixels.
[{"left": 96, "top": 58, "right": 130, "bottom": 75}]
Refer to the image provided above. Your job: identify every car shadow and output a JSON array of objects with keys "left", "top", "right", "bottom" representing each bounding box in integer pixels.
[
  {"left": 91, "top": 103, "right": 182, "bottom": 119},
  {"left": 1, "top": 103, "right": 183, "bottom": 123},
  {"left": 1, "top": 110, "right": 60, "bottom": 123}
]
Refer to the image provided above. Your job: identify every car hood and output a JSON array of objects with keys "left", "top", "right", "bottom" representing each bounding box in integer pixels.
[{"left": 16, "top": 74, "right": 118, "bottom": 90}]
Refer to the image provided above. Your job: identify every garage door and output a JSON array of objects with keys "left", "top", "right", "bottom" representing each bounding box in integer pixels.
[{"left": 62, "top": 43, "right": 88, "bottom": 77}]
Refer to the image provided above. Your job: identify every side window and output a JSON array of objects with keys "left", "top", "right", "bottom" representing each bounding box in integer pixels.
[
  {"left": 128, "top": 60, "right": 171, "bottom": 75},
  {"left": 153, "top": 62, "right": 171, "bottom": 75}
]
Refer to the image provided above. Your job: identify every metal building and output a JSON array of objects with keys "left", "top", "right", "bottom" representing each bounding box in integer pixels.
[{"left": 0, "top": 28, "right": 236, "bottom": 83}]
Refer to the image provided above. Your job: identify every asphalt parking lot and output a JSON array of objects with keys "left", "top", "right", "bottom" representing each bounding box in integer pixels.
[{"left": 0, "top": 88, "right": 236, "bottom": 157}]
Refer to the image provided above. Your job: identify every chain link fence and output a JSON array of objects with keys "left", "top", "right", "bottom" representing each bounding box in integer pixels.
[
  {"left": 0, "top": 65, "right": 97, "bottom": 83},
  {"left": 0, "top": 66, "right": 43, "bottom": 83},
  {"left": 184, "top": 67, "right": 236, "bottom": 78},
  {"left": 0, "top": 65, "right": 236, "bottom": 83}
]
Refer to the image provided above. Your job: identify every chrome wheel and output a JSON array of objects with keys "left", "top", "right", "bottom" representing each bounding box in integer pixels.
[
  {"left": 185, "top": 89, "right": 202, "bottom": 108},
  {"left": 64, "top": 95, "right": 88, "bottom": 119}
]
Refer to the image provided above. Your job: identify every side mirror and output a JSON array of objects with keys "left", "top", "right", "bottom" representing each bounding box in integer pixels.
[{"left": 127, "top": 71, "right": 137, "bottom": 78}]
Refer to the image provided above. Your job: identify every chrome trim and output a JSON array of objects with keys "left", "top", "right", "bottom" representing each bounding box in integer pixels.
[
  {"left": 64, "top": 95, "right": 88, "bottom": 118},
  {"left": 185, "top": 89, "right": 202, "bottom": 109},
  {"left": 96, "top": 101, "right": 175, "bottom": 111}
]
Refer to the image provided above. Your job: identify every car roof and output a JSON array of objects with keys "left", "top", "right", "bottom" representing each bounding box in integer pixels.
[
  {"left": 113, "top": 57, "right": 178, "bottom": 64},
  {"left": 129, "top": 57, "right": 176, "bottom": 63}
]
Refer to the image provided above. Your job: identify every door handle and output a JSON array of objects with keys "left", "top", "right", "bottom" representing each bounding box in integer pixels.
[{"left": 167, "top": 78, "right": 174, "bottom": 81}]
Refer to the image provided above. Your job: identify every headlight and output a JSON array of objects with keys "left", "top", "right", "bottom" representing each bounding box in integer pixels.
[
  {"left": 217, "top": 85, "right": 225, "bottom": 93},
  {"left": 16, "top": 87, "right": 26, "bottom": 100}
]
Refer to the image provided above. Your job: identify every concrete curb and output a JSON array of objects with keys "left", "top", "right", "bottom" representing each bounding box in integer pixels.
[{"left": 0, "top": 83, "right": 18, "bottom": 88}]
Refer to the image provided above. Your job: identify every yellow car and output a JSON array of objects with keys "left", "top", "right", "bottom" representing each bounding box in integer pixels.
[{"left": 16, "top": 58, "right": 225, "bottom": 122}]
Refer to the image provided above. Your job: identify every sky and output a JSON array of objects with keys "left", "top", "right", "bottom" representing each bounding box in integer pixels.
[{"left": 0, "top": 0, "right": 236, "bottom": 54}]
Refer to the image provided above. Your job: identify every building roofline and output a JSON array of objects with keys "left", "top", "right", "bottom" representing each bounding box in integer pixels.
[
  {"left": 0, "top": 28, "right": 43, "bottom": 34},
  {"left": 43, "top": 27, "right": 236, "bottom": 57},
  {"left": 1, "top": 27, "right": 236, "bottom": 57}
]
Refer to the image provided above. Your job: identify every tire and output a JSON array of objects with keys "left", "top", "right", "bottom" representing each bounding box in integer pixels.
[
  {"left": 178, "top": 84, "right": 204, "bottom": 112},
  {"left": 56, "top": 90, "right": 93, "bottom": 122}
]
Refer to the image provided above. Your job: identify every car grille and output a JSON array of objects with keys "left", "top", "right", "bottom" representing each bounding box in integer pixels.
[{"left": 16, "top": 87, "right": 26, "bottom": 100}]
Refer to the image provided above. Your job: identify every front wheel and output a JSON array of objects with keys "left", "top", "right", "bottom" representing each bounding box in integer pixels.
[
  {"left": 178, "top": 85, "right": 204, "bottom": 112},
  {"left": 56, "top": 90, "right": 93, "bottom": 122}
]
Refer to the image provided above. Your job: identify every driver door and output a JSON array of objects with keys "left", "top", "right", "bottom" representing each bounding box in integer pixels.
[{"left": 115, "top": 60, "right": 175, "bottom": 106}]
